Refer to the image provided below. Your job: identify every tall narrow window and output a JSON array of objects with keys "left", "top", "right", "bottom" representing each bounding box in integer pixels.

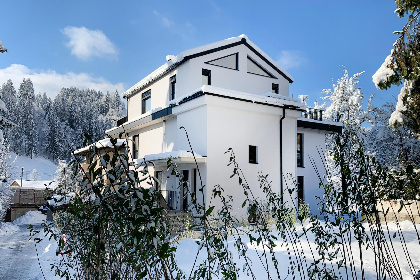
[
  {"left": 154, "top": 171, "right": 162, "bottom": 190},
  {"left": 141, "top": 90, "right": 151, "bottom": 114},
  {"left": 297, "top": 133, "right": 303, "bottom": 167},
  {"left": 133, "top": 135, "right": 139, "bottom": 159},
  {"left": 202, "top": 69, "right": 211, "bottom": 85},
  {"left": 272, "top": 83, "right": 279, "bottom": 94},
  {"left": 170, "top": 75, "right": 176, "bottom": 100},
  {"left": 249, "top": 145, "right": 258, "bottom": 164},
  {"left": 297, "top": 176, "right": 304, "bottom": 207},
  {"left": 182, "top": 170, "right": 189, "bottom": 211},
  {"left": 193, "top": 168, "right": 197, "bottom": 204}
]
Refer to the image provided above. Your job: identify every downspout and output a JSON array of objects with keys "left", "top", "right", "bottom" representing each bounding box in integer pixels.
[
  {"left": 280, "top": 107, "right": 286, "bottom": 206},
  {"left": 162, "top": 120, "right": 166, "bottom": 152}
]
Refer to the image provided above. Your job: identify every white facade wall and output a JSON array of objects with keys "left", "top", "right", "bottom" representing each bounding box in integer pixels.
[
  {"left": 111, "top": 37, "right": 340, "bottom": 219},
  {"left": 130, "top": 122, "right": 165, "bottom": 159},
  {"left": 173, "top": 96, "right": 207, "bottom": 156},
  {"left": 179, "top": 45, "right": 289, "bottom": 97},
  {"left": 281, "top": 116, "right": 299, "bottom": 210},
  {"left": 127, "top": 69, "right": 179, "bottom": 121},
  {"left": 204, "top": 95, "right": 299, "bottom": 219},
  {"left": 126, "top": 43, "right": 290, "bottom": 122},
  {"left": 296, "top": 127, "right": 328, "bottom": 216}
]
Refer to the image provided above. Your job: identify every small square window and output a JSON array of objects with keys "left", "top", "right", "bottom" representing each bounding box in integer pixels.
[
  {"left": 170, "top": 75, "right": 176, "bottom": 101},
  {"left": 272, "top": 83, "right": 279, "bottom": 94},
  {"left": 202, "top": 69, "right": 211, "bottom": 85},
  {"left": 142, "top": 90, "right": 151, "bottom": 114},
  {"left": 249, "top": 145, "right": 258, "bottom": 164}
]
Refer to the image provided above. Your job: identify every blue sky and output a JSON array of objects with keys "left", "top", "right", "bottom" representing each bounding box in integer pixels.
[{"left": 0, "top": 0, "right": 406, "bottom": 107}]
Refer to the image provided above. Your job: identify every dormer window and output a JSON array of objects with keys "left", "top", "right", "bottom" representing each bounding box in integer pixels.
[
  {"left": 142, "top": 90, "right": 151, "bottom": 114},
  {"left": 202, "top": 69, "right": 211, "bottom": 85},
  {"left": 272, "top": 83, "right": 279, "bottom": 94},
  {"left": 170, "top": 75, "right": 176, "bottom": 100}
]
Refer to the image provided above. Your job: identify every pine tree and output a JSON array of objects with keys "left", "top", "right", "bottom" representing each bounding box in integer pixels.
[
  {"left": 1, "top": 80, "right": 19, "bottom": 150},
  {"left": 44, "top": 102, "right": 61, "bottom": 161},
  {"left": 17, "top": 78, "right": 37, "bottom": 158},
  {"left": 28, "top": 169, "right": 41, "bottom": 181},
  {"left": 0, "top": 81, "right": 15, "bottom": 221}
]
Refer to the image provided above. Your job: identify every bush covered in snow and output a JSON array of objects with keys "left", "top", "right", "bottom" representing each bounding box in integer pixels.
[{"left": 32, "top": 131, "right": 420, "bottom": 280}]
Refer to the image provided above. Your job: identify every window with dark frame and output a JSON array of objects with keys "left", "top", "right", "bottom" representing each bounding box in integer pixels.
[
  {"left": 170, "top": 75, "right": 176, "bottom": 101},
  {"left": 193, "top": 168, "right": 197, "bottom": 204},
  {"left": 141, "top": 90, "right": 151, "bottom": 114},
  {"left": 202, "top": 69, "right": 211, "bottom": 85},
  {"left": 272, "top": 83, "right": 279, "bottom": 94},
  {"left": 247, "top": 55, "right": 276, "bottom": 78},
  {"left": 154, "top": 171, "right": 162, "bottom": 190},
  {"left": 182, "top": 170, "right": 189, "bottom": 211},
  {"left": 297, "top": 133, "right": 303, "bottom": 167},
  {"left": 133, "top": 135, "right": 139, "bottom": 159},
  {"left": 205, "top": 53, "right": 238, "bottom": 70},
  {"left": 249, "top": 145, "right": 258, "bottom": 164},
  {"left": 297, "top": 176, "right": 304, "bottom": 208}
]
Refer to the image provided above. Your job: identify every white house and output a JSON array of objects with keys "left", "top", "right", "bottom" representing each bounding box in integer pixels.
[{"left": 103, "top": 35, "right": 342, "bottom": 218}]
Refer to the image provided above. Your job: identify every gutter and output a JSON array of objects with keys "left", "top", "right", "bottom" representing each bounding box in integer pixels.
[{"left": 280, "top": 107, "right": 286, "bottom": 206}]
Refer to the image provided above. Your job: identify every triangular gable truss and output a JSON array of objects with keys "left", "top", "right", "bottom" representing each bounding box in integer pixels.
[
  {"left": 247, "top": 55, "right": 276, "bottom": 79},
  {"left": 205, "top": 53, "right": 238, "bottom": 70}
]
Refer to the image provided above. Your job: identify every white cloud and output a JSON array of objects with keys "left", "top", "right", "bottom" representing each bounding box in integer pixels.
[
  {"left": 277, "top": 50, "right": 306, "bottom": 70},
  {"left": 153, "top": 10, "right": 195, "bottom": 40},
  {"left": 153, "top": 10, "right": 174, "bottom": 28},
  {"left": 0, "top": 64, "right": 124, "bottom": 98},
  {"left": 61, "top": 26, "right": 118, "bottom": 61}
]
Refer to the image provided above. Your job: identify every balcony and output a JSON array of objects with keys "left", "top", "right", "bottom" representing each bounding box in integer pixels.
[{"left": 302, "top": 108, "right": 323, "bottom": 121}]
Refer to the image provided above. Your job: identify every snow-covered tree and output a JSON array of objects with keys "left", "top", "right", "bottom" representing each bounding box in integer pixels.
[
  {"left": 0, "top": 79, "right": 15, "bottom": 221},
  {"left": 323, "top": 68, "right": 365, "bottom": 131},
  {"left": 372, "top": 2, "right": 420, "bottom": 133},
  {"left": 0, "top": 144, "right": 14, "bottom": 221},
  {"left": 28, "top": 169, "right": 41, "bottom": 181},
  {"left": 54, "top": 160, "right": 82, "bottom": 194},
  {"left": 321, "top": 69, "right": 367, "bottom": 193},
  {"left": 365, "top": 98, "right": 420, "bottom": 167},
  {"left": 17, "top": 78, "right": 37, "bottom": 158}
]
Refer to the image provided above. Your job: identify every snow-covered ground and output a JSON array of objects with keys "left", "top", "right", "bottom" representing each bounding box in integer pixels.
[
  {"left": 176, "top": 222, "right": 420, "bottom": 279},
  {"left": 0, "top": 211, "right": 59, "bottom": 280},
  {"left": 10, "top": 153, "right": 58, "bottom": 181},
  {"left": 0, "top": 211, "right": 419, "bottom": 279}
]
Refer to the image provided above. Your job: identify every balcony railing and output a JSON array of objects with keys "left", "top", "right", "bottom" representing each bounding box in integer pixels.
[{"left": 302, "top": 108, "right": 323, "bottom": 121}]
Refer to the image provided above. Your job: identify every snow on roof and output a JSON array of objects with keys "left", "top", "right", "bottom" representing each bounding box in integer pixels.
[
  {"left": 11, "top": 180, "right": 57, "bottom": 190},
  {"left": 172, "top": 85, "right": 305, "bottom": 109},
  {"left": 136, "top": 150, "right": 205, "bottom": 164},
  {"left": 74, "top": 138, "right": 127, "bottom": 155},
  {"left": 123, "top": 35, "right": 293, "bottom": 98}
]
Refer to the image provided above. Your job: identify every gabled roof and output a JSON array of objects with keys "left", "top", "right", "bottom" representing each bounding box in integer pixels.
[{"left": 124, "top": 35, "right": 294, "bottom": 98}]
